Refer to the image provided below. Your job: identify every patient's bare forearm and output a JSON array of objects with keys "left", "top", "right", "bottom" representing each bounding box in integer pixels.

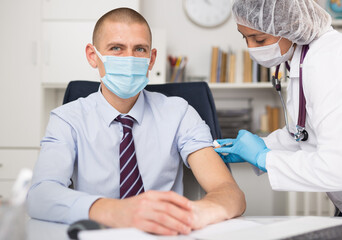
[
  {"left": 187, "top": 147, "right": 246, "bottom": 229},
  {"left": 190, "top": 182, "right": 246, "bottom": 229}
]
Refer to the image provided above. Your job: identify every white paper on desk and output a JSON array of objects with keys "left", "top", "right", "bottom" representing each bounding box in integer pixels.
[
  {"left": 189, "top": 219, "right": 261, "bottom": 239},
  {"left": 78, "top": 228, "right": 157, "bottom": 240}
]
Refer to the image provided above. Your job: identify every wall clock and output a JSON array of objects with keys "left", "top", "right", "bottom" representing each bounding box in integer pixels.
[{"left": 183, "top": 0, "right": 231, "bottom": 28}]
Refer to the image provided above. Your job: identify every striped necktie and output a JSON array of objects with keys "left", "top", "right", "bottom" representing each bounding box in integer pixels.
[{"left": 116, "top": 114, "right": 144, "bottom": 199}]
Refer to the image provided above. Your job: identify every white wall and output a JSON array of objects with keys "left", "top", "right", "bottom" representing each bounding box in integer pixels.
[
  {"left": 141, "top": 0, "right": 287, "bottom": 216},
  {"left": 141, "top": 0, "right": 246, "bottom": 83}
]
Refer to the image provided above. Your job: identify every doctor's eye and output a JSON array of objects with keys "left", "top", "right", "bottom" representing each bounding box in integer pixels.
[{"left": 255, "top": 39, "right": 265, "bottom": 44}]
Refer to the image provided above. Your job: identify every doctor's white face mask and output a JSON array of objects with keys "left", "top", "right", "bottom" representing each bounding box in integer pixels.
[
  {"left": 94, "top": 47, "right": 150, "bottom": 99},
  {"left": 248, "top": 38, "right": 294, "bottom": 68}
]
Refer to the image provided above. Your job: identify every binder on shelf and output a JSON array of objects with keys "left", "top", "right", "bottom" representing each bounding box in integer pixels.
[
  {"left": 243, "top": 50, "right": 252, "bottom": 83},
  {"left": 220, "top": 52, "right": 227, "bottom": 83},
  {"left": 266, "top": 105, "right": 280, "bottom": 132},
  {"left": 216, "top": 48, "right": 222, "bottom": 83},
  {"left": 271, "top": 107, "right": 280, "bottom": 131},
  {"left": 227, "top": 51, "right": 236, "bottom": 83},
  {"left": 260, "top": 113, "right": 269, "bottom": 133},
  {"left": 210, "top": 47, "right": 219, "bottom": 83},
  {"left": 252, "top": 61, "right": 259, "bottom": 83},
  {"left": 259, "top": 65, "right": 269, "bottom": 82}
]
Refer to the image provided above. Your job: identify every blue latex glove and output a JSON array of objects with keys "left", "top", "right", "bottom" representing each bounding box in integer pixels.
[
  {"left": 215, "top": 138, "right": 245, "bottom": 163},
  {"left": 217, "top": 152, "right": 244, "bottom": 164},
  {"left": 215, "top": 130, "right": 270, "bottom": 172},
  {"left": 214, "top": 137, "right": 242, "bottom": 163}
]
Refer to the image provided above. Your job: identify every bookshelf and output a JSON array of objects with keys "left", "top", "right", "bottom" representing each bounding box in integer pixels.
[
  {"left": 42, "top": 81, "right": 288, "bottom": 90},
  {"left": 42, "top": 82, "right": 69, "bottom": 89},
  {"left": 332, "top": 19, "right": 342, "bottom": 26},
  {"left": 209, "top": 82, "right": 288, "bottom": 89}
]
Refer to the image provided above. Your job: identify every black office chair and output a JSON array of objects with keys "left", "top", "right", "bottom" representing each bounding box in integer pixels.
[
  {"left": 63, "top": 81, "right": 222, "bottom": 140},
  {"left": 63, "top": 80, "right": 225, "bottom": 200}
]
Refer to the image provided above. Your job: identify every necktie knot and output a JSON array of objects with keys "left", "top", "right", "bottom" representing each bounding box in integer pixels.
[{"left": 116, "top": 115, "right": 135, "bottom": 131}]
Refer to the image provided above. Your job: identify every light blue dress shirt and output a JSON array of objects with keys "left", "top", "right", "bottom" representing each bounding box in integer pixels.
[{"left": 27, "top": 88, "right": 213, "bottom": 224}]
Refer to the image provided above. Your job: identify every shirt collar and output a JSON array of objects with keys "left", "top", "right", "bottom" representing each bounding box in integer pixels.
[
  {"left": 96, "top": 86, "right": 145, "bottom": 127},
  {"left": 126, "top": 90, "right": 145, "bottom": 126},
  {"left": 289, "top": 45, "right": 303, "bottom": 79}
]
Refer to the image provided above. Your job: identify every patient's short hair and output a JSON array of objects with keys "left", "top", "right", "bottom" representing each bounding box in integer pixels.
[{"left": 93, "top": 8, "right": 152, "bottom": 47}]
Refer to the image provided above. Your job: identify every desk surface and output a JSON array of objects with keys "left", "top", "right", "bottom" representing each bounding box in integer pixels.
[{"left": 25, "top": 216, "right": 342, "bottom": 240}]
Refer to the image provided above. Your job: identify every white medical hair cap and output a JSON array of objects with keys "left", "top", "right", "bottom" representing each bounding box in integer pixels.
[{"left": 232, "top": 0, "right": 332, "bottom": 45}]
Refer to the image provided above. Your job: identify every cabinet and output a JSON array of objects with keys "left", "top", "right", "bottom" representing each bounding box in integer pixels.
[
  {"left": 42, "top": 21, "right": 99, "bottom": 84},
  {"left": 0, "top": 0, "right": 41, "bottom": 147},
  {"left": 0, "top": 0, "right": 41, "bottom": 199}
]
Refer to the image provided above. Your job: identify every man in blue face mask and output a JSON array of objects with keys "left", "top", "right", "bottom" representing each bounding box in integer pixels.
[
  {"left": 27, "top": 8, "right": 245, "bottom": 236},
  {"left": 88, "top": 8, "right": 155, "bottom": 102}
]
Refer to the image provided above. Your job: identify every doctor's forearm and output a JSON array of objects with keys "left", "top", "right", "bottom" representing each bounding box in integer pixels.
[{"left": 267, "top": 149, "right": 342, "bottom": 192}]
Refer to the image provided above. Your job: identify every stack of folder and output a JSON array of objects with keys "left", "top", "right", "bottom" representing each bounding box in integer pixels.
[{"left": 210, "top": 46, "right": 236, "bottom": 83}]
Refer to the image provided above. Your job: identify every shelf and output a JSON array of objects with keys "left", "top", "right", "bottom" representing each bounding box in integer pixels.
[
  {"left": 42, "top": 82, "right": 68, "bottom": 89},
  {"left": 332, "top": 19, "right": 342, "bottom": 27},
  {"left": 42, "top": 82, "right": 288, "bottom": 90},
  {"left": 208, "top": 82, "right": 283, "bottom": 89}
]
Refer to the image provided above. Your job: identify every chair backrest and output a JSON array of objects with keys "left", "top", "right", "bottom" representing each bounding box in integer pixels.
[
  {"left": 63, "top": 80, "right": 222, "bottom": 139},
  {"left": 63, "top": 80, "right": 225, "bottom": 200}
]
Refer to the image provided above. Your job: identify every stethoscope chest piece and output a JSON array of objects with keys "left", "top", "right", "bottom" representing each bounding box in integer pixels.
[{"left": 294, "top": 126, "right": 308, "bottom": 142}]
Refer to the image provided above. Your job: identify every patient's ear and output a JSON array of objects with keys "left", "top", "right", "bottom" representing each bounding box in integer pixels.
[
  {"left": 148, "top": 48, "right": 157, "bottom": 71},
  {"left": 86, "top": 44, "right": 105, "bottom": 77},
  {"left": 85, "top": 43, "right": 98, "bottom": 68}
]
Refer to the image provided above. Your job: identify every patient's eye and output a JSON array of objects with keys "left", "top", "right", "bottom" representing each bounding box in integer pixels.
[
  {"left": 111, "top": 46, "right": 121, "bottom": 51},
  {"left": 136, "top": 47, "right": 146, "bottom": 52}
]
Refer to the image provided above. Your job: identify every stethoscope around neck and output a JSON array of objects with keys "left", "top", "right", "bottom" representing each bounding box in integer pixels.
[{"left": 272, "top": 45, "right": 309, "bottom": 142}]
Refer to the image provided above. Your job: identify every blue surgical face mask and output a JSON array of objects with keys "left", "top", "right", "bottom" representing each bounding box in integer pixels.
[{"left": 94, "top": 47, "right": 150, "bottom": 99}]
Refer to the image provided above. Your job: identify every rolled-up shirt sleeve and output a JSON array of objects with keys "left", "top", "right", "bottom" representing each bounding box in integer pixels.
[
  {"left": 176, "top": 104, "right": 214, "bottom": 167},
  {"left": 27, "top": 112, "right": 103, "bottom": 224}
]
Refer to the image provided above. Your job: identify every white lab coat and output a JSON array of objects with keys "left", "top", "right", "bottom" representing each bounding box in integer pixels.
[{"left": 263, "top": 28, "right": 342, "bottom": 210}]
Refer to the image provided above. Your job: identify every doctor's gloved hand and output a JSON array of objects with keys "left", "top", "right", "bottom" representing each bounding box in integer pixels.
[
  {"left": 215, "top": 130, "right": 270, "bottom": 172},
  {"left": 214, "top": 138, "right": 245, "bottom": 163},
  {"left": 214, "top": 138, "right": 244, "bottom": 163},
  {"left": 217, "top": 152, "right": 244, "bottom": 164}
]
